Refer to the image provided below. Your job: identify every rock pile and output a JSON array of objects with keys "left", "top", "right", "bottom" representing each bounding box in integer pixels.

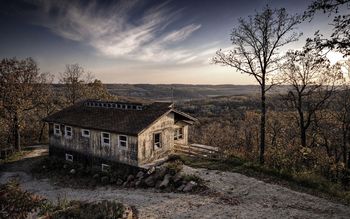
[{"left": 97, "top": 165, "right": 202, "bottom": 193}]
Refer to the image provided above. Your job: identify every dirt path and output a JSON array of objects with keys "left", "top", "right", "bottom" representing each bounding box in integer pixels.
[{"left": 1, "top": 147, "right": 350, "bottom": 218}]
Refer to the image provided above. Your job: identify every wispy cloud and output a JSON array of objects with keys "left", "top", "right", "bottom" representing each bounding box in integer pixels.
[{"left": 28, "top": 0, "right": 214, "bottom": 63}]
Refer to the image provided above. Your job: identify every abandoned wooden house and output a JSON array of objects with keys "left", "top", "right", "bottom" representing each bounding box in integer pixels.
[{"left": 43, "top": 100, "right": 197, "bottom": 170}]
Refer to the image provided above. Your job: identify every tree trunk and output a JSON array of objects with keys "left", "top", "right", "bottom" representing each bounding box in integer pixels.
[
  {"left": 342, "top": 124, "right": 348, "bottom": 168},
  {"left": 259, "top": 85, "right": 266, "bottom": 165},
  {"left": 38, "top": 122, "right": 46, "bottom": 143},
  {"left": 13, "top": 114, "right": 21, "bottom": 151}
]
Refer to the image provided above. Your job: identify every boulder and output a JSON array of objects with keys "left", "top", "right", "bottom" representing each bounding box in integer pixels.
[
  {"left": 182, "top": 181, "right": 198, "bottom": 192},
  {"left": 63, "top": 164, "right": 68, "bottom": 169},
  {"left": 136, "top": 171, "right": 145, "bottom": 179},
  {"left": 154, "top": 167, "right": 167, "bottom": 180},
  {"left": 116, "top": 178, "right": 124, "bottom": 186},
  {"left": 173, "top": 172, "right": 183, "bottom": 185},
  {"left": 101, "top": 176, "right": 109, "bottom": 184},
  {"left": 93, "top": 173, "right": 100, "bottom": 179},
  {"left": 159, "top": 174, "right": 172, "bottom": 189},
  {"left": 126, "top": 174, "right": 135, "bottom": 183},
  {"left": 177, "top": 184, "right": 186, "bottom": 192},
  {"left": 147, "top": 166, "right": 156, "bottom": 175},
  {"left": 144, "top": 175, "right": 156, "bottom": 187},
  {"left": 135, "top": 179, "right": 143, "bottom": 187},
  {"left": 155, "top": 180, "right": 162, "bottom": 189},
  {"left": 69, "top": 169, "right": 76, "bottom": 174}
]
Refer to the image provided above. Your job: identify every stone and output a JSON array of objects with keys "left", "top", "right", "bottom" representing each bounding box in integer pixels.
[
  {"left": 173, "top": 172, "right": 183, "bottom": 184},
  {"left": 116, "top": 178, "right": 123, "bottom": 186},
  {"left": 144, "top": 175, "right": 156, "bottom": 187},
  {"left": 136, "top": 171, "right": 145, "bottom": 179},
  {"left": 155, "top": 180, "right": 162, "bottom": 189},
  {"left": 129, "top": 181, "right": 136, "bottom": 188},
  {"left": 154, "top": 167, "right": 167, "bottom": 180},
  {"left": 93, "top": 173, "right": 99, "bottom": 179},
  {"left": 182, "top": 181, "right": 198, "bottom": 192},
  {"left": 101, "top": 176, "right": 109, "bottom": 184},
  {"left": 69, "top": 169, "right": 76, "bottom": 174},
  {"left": 63, "top": 164, "right": 68, "bottom": 169},
  {"left": 135, "top": 179, "right": 142, "bottom": 187},
  {"left": 126, "top": 174, "right": 135, "bottom": 183},
  {"left": 159, "top": 174, "right": 172, "bottom": 189},
  {"left": 177, "top": 184, "right": 186, "bottom": 192},
  {"left": 147, "top": 166, "right": 156, "bottom": 175}
]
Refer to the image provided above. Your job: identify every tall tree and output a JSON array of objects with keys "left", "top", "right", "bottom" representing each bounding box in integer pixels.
[
  {"left": 282, "top": 47, "right": 342, "bottom": 148},
  {"left": 213, "top": 7, "right": 301, "bottom": 164},
  {"left": 0, "top": 58, "right": 49, "bottom": 151},
  {"left": 59, "top": 64, "right": 112, "bottom": 105},
  {"left": 59, "top": 63, "right": 89, "bottom": 105}
]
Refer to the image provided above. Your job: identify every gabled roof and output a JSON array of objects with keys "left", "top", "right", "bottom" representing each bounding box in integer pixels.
[{"left": 43, "top": 100, "right": 196, "bottom": 135}]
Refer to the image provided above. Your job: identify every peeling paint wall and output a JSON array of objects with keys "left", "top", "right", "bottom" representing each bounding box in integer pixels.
[
  {"left": 174, "top": 121, "right": 189, "bottom": 145},
  {"left": 137, "top": 113, "right": 175, "bottom": 164},
  {"left": 48, "top": 123, "right": 138, "bottom": 166}
]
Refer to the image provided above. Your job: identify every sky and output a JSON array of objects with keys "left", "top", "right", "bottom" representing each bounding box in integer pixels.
[{"left": 0, "top": 0, "right": 344, "bottom": 84}]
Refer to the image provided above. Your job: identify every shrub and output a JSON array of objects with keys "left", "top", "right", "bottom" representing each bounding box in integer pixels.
[{"left": 0, "top": 180, "right": 46, "bottom": 219}]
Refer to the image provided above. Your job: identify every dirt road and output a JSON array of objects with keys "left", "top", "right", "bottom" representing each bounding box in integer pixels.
[{"left": 1, "top": 147, "right": 350, "bottom": 218}]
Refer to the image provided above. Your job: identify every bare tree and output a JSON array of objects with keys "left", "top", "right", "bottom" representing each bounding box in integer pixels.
[
  {"left": 213, "top": 7, "right": 301, "bottom": 164},
  {"left": 305, "top": 0, "right": 350, "bottom": 55},
  {"left": 0, "top": 58, "right": 49, "bottom": 151},
  {"left": 59, "top": 63, "right": 89, "bottom": 105},
  {"left": 59, "top": 64, "right": 112, "bottom": 105},
  {"left": 282, "top": 47, "right": 342, "bottom": 148}
]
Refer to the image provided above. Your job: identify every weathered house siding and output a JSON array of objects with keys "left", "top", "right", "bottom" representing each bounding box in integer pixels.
[
  {"left": 138, "top": 113, "right": 175, "bottom": 164},
  {"left": 49, "top": 123, "right": 138, "bottom": 166},
  {"left": 174, "top": 121, "right": 189, "bottom": 145}
]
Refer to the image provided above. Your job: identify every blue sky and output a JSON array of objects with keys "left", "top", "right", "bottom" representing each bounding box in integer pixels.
[{"left": 0, "top": 0, "right": 339, "bottom": 84}]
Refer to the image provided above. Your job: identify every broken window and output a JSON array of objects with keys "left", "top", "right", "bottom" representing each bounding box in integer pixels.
[
  {"left": 174, "top": 128, "right": 184, "bottom": 140},
  {"left": 54, "top": 123, "right": 61, "bottom": 136},
  {"left": 119, "top": 135, "right": 127, "bottom": 147},
  {"left": 101, "top": 164, "right": 110, "bottom": 172},
  {"left": 65, "top": 153, "right": 73, "bottom": 162},
  {"left": 154, "top": 132, "right": 162, "bottom": 150},
  {"left": 81, "top": 129, "right": 90, "bottom": 138},
  {"left": 101, "top": 132, "right": 110, "bottom": 147},
  {"left": 65, "top": 126, "right": 72, "bottom": 138}
]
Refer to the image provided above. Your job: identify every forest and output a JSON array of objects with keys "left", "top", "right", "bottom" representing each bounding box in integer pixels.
[{"left": 1, "top": 0, "right": 350, "bottom": 203}]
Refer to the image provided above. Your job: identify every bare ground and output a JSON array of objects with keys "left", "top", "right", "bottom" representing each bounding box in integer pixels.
[{"left": 1, "top": 147, "right": 350, "bottom": 219}]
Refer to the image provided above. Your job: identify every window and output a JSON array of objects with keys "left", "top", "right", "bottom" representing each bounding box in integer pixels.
[
  {"left": 101, "top": 164, "right": 111, "bottom": 172},
  {"left": 174, "top": 128, "right": 183, "bottom": 140},
  {"left": 81, "top": 129, "right": 90, "bottom": 138},
  {"left": 118, "top": 135, "right": 128, "bottom": 148},
  {"left": 65, "top": 126, "right": 73, "bottom": 138},
  {"left": 101, "top": 132, "right": 110, "bottom": 146},
  {"left": 54, "top": 123, "right": 61, "bottom": 136},
  {"left": 65, "top": 153, "right": 73, "bottom": 162},
  {"left": 154, "top": 132, "right": 162, "bottom": 150}
]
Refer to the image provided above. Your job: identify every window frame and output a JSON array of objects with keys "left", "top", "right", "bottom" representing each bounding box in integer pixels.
[
  {"left": 65, "top": 153, "right": 73, "bottom": 162},
  {"left": 81, "top": 129, "right": 90, "bottom": 138},
  {"left": 153, "top": 132, "right": 162, "bottom": 150},
  {"left": 64, "top": 126, "right": 73, "bottom": 139},
  {"left": 174, "top": 127, "right": 184, "bottom": 140},
  {"left": 54, "top": 123, "right": 61, "bottom": 136},
  {"left": 101, "top": 164, "right": 111, "bottom": 172},
  {"left": 101, "top": 132, "right": 111, "bottom": 147},
  {"left": 118, "top": 135, "right": 128, "bottom": 148}
]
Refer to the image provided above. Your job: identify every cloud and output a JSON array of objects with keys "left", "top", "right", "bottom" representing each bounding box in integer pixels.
[{"left": 28, "top": 0, "right": 211, "bottom": 64}]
